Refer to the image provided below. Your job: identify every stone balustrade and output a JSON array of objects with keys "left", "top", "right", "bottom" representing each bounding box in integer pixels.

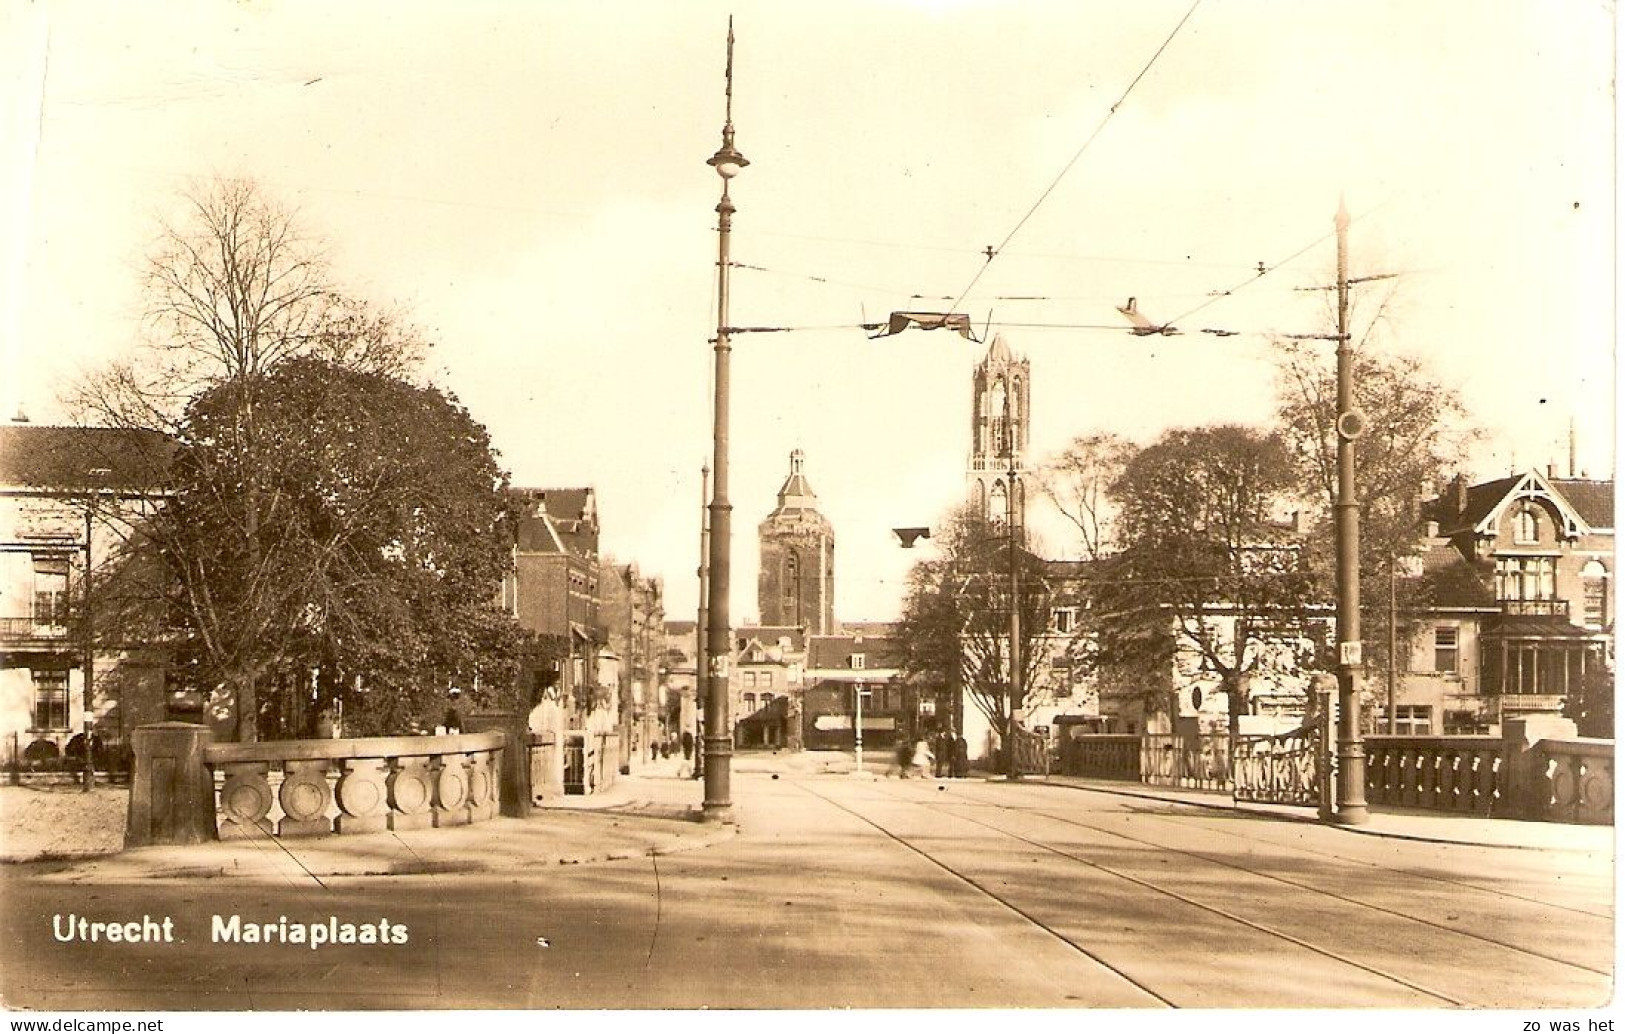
[
  {"left": 1533, "top": 738, "right": 1613, "bottom": 825},
  {"left": 1365, "top": 736, "right": 1507, "bottom": 816},
  {"left": 203, "top": 732, "right": 504, "bottom": 839}
]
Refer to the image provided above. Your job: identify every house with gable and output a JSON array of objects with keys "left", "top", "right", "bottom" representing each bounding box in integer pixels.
[{"left": 1389, "top": 468, "right": 1613, "bottom": 734}]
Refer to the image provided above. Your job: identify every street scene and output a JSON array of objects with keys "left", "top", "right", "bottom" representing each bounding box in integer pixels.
[
  {"left": 3, "top": 761, "right": 1614, "bottom": 1010},
  {"left": 0, "top": 1, "right": 1615, "bottom": 1027}
]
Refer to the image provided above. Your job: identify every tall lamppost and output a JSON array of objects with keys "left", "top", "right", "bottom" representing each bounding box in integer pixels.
[
  {"left": 1332, "top": 198, "right": 1370, "bottom": 824},
  {"left": 80, "top": 468, "right": 110, "bottom": 792},
  {"left": 702, "top": 20, "right": 747, "bottom": 821}
]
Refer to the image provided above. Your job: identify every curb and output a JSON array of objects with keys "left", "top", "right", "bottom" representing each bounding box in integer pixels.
[{"left": 1031, "top": 777, "right": 1606, "bottom": 852}]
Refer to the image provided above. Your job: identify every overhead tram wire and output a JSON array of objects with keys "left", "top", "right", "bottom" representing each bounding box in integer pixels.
[{"left": 949, "top": 0, "right": 1204, "bottom": 314}]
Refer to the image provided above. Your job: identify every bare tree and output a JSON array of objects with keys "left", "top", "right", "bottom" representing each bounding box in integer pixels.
[
  {"left": 1037, "top": 431, "right": 1133, "bottom": 561},
  {"left": 66, "top": 177, "right": 428, "bottom": 741}
]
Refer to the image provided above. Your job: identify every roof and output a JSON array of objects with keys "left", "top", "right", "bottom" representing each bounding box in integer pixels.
[
  {"left": 807, "top": 633, "right": 904, "bottom": 670},
  {"left": 1425, "top": 471, "right": 1615, "bottom": 537},
  {"left": 837, "top": 620, "right": 899, "bottom": 637},
  {"left": 1424, "top": 475, "right": 1519, "bottom": 535},
  {"left": 735, "top": 625, "right": 807, "bottom": 656},
  {"left": 1549, "top": 479, "right": 1614, "bottom": 529},
  {"left": 766, "top": 450, "right": 821, "bottom": 517},
  {"left": 1480, "top": 612, "right": 1600, "bottom": 641},
  {"left": 0, "top": 424, "right": 173, "bottom": 492},
  {"left": 510, "top": 487, "right": 598, "bottom": 559}
]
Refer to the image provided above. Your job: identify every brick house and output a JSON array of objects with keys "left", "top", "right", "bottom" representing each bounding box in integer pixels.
[
  {"left": 1388, "top": 469, "right": 1613, "bottom": 734},
  {"left": 502, "top": 487, "right": 603, "bottom": 725}
]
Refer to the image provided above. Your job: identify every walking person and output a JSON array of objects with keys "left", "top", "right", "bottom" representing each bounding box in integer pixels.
[{"left": 912, "top": 735, "right": 935, "bottom": 781}]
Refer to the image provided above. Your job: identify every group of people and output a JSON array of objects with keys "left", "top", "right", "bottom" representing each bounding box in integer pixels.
[{"left": 895, "top": 729, "right": 969, "bottom": 779}]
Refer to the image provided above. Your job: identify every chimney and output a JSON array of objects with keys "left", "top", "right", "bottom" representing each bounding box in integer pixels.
[
  {"left": 1454, "top": 475, "right": 1468, "bottom": 514},
  {"left": 1426, "top": 520, "right": 1440, "bottom": 538},
  {"left": 1569, "top": 418, "right": 1577, "bottom": 478}
]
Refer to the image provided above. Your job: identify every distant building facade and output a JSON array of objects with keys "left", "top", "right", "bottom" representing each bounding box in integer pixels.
[
  {"left": 0, "top": 423, "right": 173, "bottom": 764},
  {"left": 502, "top": 487, "right": 603, "bottom": 723}
]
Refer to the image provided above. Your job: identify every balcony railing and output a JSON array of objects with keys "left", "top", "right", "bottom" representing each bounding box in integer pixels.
[
  {"left": 1500, "top": 599, "right": 1570, "bottom": 617},
  {"left": 0, "top": 617, "right": 67, "bottom": 640}
]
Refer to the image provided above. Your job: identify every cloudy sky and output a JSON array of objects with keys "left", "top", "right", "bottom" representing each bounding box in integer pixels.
[{"left": 2, "top": 0, "right": 1614, "bottom": 625}]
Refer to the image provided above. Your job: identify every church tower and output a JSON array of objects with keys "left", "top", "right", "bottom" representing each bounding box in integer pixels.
[
  {"left": 967, "top": 334, "right": 1030, "bottom": 533},
  {"left": 758, "top": 449, "right": 835, "bottom": 633}
]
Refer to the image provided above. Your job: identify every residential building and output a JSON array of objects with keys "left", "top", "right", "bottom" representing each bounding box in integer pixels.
[
  {"left": 1387, "top": 469, "right": 1613, "bottom": 734},
  {"left": 601, "top": 560, "right": 666, "bottom": 756},
  {"left": 799, "top": 629, "right": 907, "bottom": 751},
  {"left": 0, "top": 422, "right": 173, "bottom": 764},
  {"left": 731, "top": 624, "right": 806, "bottom": 748},
  {"left": 502, "top": 487, "right": 603, "bottom": 723}
]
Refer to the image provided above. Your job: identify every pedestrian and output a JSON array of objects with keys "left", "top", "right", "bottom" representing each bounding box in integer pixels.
[
  {"left": 912, "top": 736, "right": 934, "bottom": 780},
  {"left": 894, "top": 738, "right": 913, "bottom": 778},
  {"left": 953, "top": 735, "right": 969, "bottom": 778},
  {"left": 681, "top": 730, "right": 694, "bottom": 760}
]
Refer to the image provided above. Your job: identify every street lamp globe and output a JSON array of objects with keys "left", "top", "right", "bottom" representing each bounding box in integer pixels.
[{"left": 707, "top": 139, "right": 748, "bottom": 179}]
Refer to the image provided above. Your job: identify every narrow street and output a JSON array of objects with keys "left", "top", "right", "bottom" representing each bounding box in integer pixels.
[{"left": 2, "top": 769, "right": 1611, "bottom": 1010}]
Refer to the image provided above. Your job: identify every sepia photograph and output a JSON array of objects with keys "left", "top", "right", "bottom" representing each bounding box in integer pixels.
[{"left": 0, "top": 0, "right": 1614, "bottom": 1025}]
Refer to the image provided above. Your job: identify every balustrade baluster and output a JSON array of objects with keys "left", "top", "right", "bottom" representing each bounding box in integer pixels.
[
  {"left": 219, "top": 761, "right": 274, "bottom": 839},
  {"left": 278, "top": 758, "right": 334, "bottom": 836},
  {"left": 336, "top": 757, "right": 390, "bottom": 833}
]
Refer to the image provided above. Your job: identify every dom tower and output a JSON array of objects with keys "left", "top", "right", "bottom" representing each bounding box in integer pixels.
[
  {"left": 967, "top": 334, "right": 1030, "bottom": 534},
  {"left": 758, "top": 449, "right": 835, "bottom": 633}
]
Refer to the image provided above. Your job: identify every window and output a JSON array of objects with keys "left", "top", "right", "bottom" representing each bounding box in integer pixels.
[
  {"left": 32, "top": 556, "right": 70, "bottom": 627},
  {"left": 1433, "top": 626, "right": 1459, "bottom": 674},
  {"left": 1582, "top": 560, "right": 1608, "bottom": 629},
  {"left": 850, "top": 654, "right": 866, "bottom": 670},
  {"left": 742, "top": 693, "right": 757, "bottom": 712},
  {"left": 757, "top": 671, "right": 774, "bottom": 689},
  {"left": 1394, "top": 705, "right": 1432, "bottom": 736},
  {"left": 1052, "top": 607, "right": 1078, "bottom": 634},
  {"left": 1513, "top": 507, "right": 1540, "bottom": 545},
  {"left": 1495, "top": 556, "right": 1555, "bottom": 602},
  {"left": 760, "top": 693, "right": 774, "bottom": 708},
  {"left": 32, "top": 670, "right": 69, "bottom": 730},
  {"left": 742, "top": 672, "right": 756, "bottom": 688},
  {"left": 1443, "top": 710, "right": 1482, "bottom": 735}
]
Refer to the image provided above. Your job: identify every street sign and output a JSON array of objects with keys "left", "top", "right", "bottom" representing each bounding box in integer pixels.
[{"left": 1339, "top": 641, "right": 1362, "bottom": 666}]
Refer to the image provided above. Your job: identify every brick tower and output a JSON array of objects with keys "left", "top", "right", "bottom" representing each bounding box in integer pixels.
[
  {"left": 758, "top": 449, "right": 835, "bottom": 633},
  {"left": 967, "top": 334, "right": 1030, "bottom": 532}
]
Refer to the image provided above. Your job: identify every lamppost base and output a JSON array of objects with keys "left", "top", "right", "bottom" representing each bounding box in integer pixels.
[
  {"left": 700, "top": 803, "right": 734, "bottom": 824},
  {"left": 1333, "top": 804, "right": 1370, "bottom": 825}
]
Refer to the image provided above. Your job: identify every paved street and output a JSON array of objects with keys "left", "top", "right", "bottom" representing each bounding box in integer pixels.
[{"left": 1, "top": 766, "right": 1612, "bottom": 1010}]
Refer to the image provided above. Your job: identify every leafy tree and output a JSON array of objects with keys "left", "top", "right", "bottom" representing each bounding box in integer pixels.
[
  {"left": 897, "top": 506, "right": 1056, "bottom": 773},
  {"left": 162, "top": 357, "right": 525, "bottom": 738},
  {"left": 1104, "top": 425, "right": 1318, "bottom": 736},
  {"left": 67, "top": 177, "right": 429, "bottom": 740},
  {"left": 1274, "top": 339, "right": 1478, "bottom": 707}
]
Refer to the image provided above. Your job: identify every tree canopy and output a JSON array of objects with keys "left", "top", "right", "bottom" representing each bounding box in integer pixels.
[
  {"left": 163, "top": 356, "right": 527, "bottom": 738},
  {"left": 1102, "top": 425, "right": 1320, "bottom": 734}
]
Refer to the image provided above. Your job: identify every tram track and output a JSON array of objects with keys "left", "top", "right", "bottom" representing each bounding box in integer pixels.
[
  {"left": 789, "top": 775, "right": 1610, "bottom": 1007},
  {"left": 787, "top": 778, "right": 1178, "bottom": 1007},
  {"left": 1023, "top": 781, "right": 1614, "bottom": 920},
  {"left": 936, "top": 781, "right": 1613, "bottom": 976}
]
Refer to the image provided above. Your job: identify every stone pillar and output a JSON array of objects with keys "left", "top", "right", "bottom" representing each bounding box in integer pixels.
[
  {"left": 1502, "top": 714, "right": 1577, "bottom": 819},
  {"left": 125, "top": 722, "right": 218, "bottom": 848},
  {"left": 466, "top": 711, "right": 529, "bottom": 819}
]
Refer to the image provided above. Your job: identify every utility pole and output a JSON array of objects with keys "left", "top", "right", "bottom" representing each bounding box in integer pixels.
[
  {"left": 1333, "top": 198, "right": 1370, "bottom": 824},
  {"left": 1387, "top": 554, "right": 1398, "bottom": 735},
  {"left": 1005, "top": 432, "right": 1022, "bottom": 780}
]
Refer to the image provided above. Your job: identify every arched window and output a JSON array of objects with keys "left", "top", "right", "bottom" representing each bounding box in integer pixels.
[
  {"left": 1582, "top": 560, "right": 1609, "bottom": 629},
  {"left": 989, "top": 480, "right": 1009, "bottom": 526},
  {"left": 1513, "top": 506, "right": 1540, "bottom": 545},
  {"left": 743, "top": 693, "right": 757, "bottom": 712}
]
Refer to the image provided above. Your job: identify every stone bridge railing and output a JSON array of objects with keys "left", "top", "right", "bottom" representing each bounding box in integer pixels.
[
  {"left": 204, "top": 732, "right": 503, "bottom": 839},
  {"left": 124, "top": 722, "right": 509, "bottom": 847}
]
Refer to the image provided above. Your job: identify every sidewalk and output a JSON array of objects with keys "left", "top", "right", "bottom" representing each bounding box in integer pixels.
[
  {"left": 1039, "top": 773, "right": 1616, "bottom": 852},
  {"left": 15, "top": 770, "right": 735, "bottom": 883}
]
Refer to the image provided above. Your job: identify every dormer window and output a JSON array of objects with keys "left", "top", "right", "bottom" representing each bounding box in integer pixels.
[{"left": 1513, "top": 507, "right": 1540, "bottom": 545}]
